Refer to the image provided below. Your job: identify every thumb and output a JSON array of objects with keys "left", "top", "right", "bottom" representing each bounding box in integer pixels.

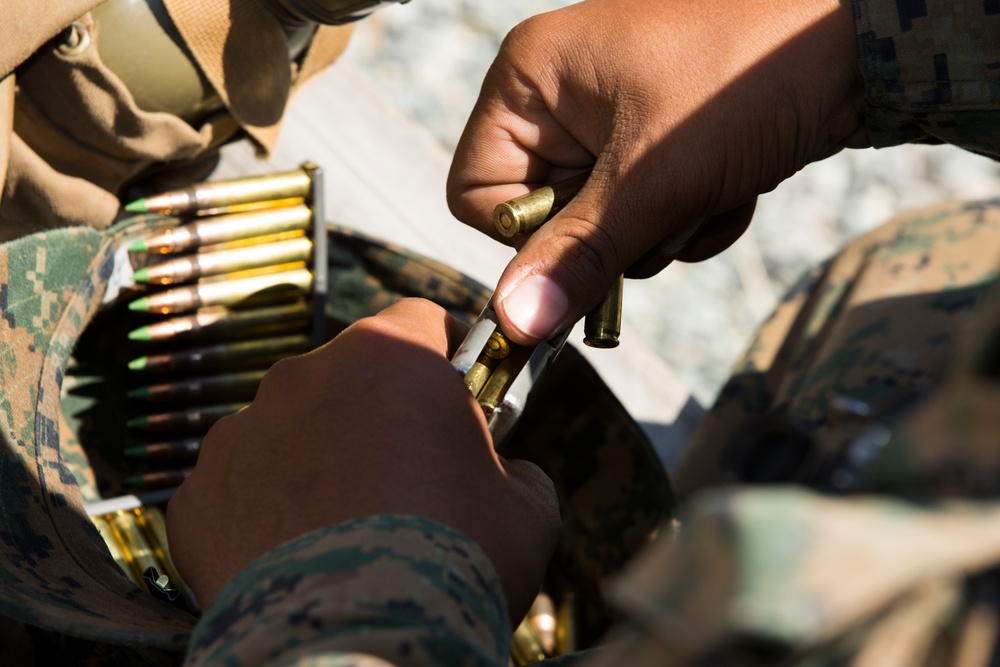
[
  {"left": 493, "top": 207, "right": 615, "bottom": 345},
  {"left": 493, "top": 174, "right": 681, "bottom": 345},
  {"left": 492, "top": 169, "right": 624, "bottom": 344}
]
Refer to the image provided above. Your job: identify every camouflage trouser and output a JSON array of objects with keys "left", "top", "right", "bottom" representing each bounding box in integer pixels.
[
  {"left": 579, "top": 198, "right": 1000, "bottom": 667},
  {"left": 675, "top": 197, "right": 1000, "bottom": 498}
]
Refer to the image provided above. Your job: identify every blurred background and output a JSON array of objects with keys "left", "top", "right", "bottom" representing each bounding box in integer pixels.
[{"left": 342, "top": 0, "right": 1000, "bottom": 408}]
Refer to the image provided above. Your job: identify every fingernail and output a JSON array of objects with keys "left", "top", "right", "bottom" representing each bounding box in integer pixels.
[{"left": 499, "top": 274, "right": 570, "bottom": 340}]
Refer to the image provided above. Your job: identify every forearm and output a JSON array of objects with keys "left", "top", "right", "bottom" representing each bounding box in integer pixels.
[
  {"left": 854, "top": 0, "right": 1000, "bottom": 156},
  {"left": 184, "top": 515, "right": 511, "bottom": 667}
]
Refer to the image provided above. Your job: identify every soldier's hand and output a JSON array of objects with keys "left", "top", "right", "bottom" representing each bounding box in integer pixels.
[
  {"left": 447, "top": 0, "right": 867, "bottom": 345},
  {"left": 167, "top": 298, "right": 560, "bottom": 622}
]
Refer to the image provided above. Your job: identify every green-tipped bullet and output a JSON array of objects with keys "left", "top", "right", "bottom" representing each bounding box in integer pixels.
[
  {"left": 125, "top": 199, "right": 150, "bottom": 214},
  {"left": 126, "top": 404, "right": 246, "bottom": 431},
  {"left": 126, "top": 302, "right": 310, "bottom": 343},
  {"left": 128, "top": 326, "right": 152, "bottom": 342},
  {"left": 129, "top": 370, "right": 266, "bottom": 402},
  {"left": 124, "top": 469, "right": 193, "bottom": 489},
  {"left": 135, "top": 236, "right": 312, "bottom": 285},
  {"left": 125, "top": 438, "right": 202, "bottom": 462},
  {"left": 126, "top": 268, "right": 312, "bottom": 315},
  {"left": 127, "top": 415, "right": 151, "bottom": 429},
  {"left": 126, "top": 334, "right": 309, "bottom": 374},
  {"left": 128, "top": 356, "right": 149, "bottom": 371},
  {"left": 128, "top": 238, "right": 149, "bottom": 253}
]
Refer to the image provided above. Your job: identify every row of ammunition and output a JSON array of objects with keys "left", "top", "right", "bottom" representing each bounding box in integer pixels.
[{"left": 118, "top": 165, "right": 326, "bottom": 490}]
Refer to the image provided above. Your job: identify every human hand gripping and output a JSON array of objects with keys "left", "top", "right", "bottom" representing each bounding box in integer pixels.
[
  {"left": 448, "top": 0, "right": 868, "bottom": 345},
  {"left": 166, "top": 298, "right": 561, "bottom": 622}
]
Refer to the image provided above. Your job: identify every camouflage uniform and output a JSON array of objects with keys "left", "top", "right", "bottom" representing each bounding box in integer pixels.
[
  {"left": 185, "top": 2, "right": 1000, "bottom": 666},
  {"left": 4, "top": 3, "right": 1000, "bottom": 667}
]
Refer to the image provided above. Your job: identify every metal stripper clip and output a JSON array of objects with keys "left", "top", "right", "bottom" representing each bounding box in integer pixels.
[{"left": 451, "top": 301, "right": 571, "bottom": 450}]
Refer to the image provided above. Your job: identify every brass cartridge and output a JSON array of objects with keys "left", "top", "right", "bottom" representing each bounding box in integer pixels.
[
  {"left": 583, "top": 274, "right": 624, "bottom": 348},
  {"left": 129, "top": 267, "right": 312, "bottom": 314},
  {"left": 127, "top": 169, "right": 311, "bottom": 216},
  {"left": 136, "top": 236, "right": 312, "bottom": 285},
  {"left": 106, "top": 510, "right": 160, "bottom": 583},
  {"left": 493, "top": 172, "right": 589, "bottom": 238},
  {"left": 91, "top": 515, "right": 144, "bottom": 585},
  {"left": 131, "top": 204, "right": 312, "bottom": 254}
]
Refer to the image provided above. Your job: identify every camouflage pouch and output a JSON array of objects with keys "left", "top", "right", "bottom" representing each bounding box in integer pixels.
[{"left": 0, "top": 213, "right": 674, "bottom": 662}]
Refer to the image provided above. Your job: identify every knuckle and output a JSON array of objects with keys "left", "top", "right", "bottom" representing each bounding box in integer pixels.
[
  {"left": 553, "top": 217, "right": 619, "bottom": 289},
  {"left": 256, "top": 354, "right": 305, "bottom": 394}
]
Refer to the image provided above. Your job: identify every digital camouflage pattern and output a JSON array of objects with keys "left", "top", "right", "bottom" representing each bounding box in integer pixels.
[
  {"left": 0, "top": 212, "right": 669, "bottom": 665},
  {"left": 0, "top": 220, "right": 196, "bottom": 665},
  {"left": 324, "top": 223, "right": 493, "bottom": 329},
  {"left": 855, "top": 0, "right": 1000, "bottom": 155},
  {"left": 597, "top": 197, "right": 1000, "bottom": 666},
  {"left": 7, "top": 0, "right": 1000, "bottom": 663},
  {"left": 185, "top": 515, "right": 510, "bottom": 667},
  {"left": 675, "top": 198, "right": 1000, "bottom": 496}
]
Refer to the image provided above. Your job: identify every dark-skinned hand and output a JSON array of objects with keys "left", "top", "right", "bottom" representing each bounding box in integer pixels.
[
  {"left": 448, "top": 0, "right": 868, "bottom": 344},
  {"left": 167, "top": 299, "right": 561, "bottom": 623}
]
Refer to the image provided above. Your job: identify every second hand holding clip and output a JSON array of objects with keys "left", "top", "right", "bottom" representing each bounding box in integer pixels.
[{"left": 452, "top": 173, "right": 624, "bottom": 448}]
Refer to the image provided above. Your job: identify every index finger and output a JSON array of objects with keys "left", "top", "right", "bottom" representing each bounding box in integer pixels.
[{"left": 446, "top": 51, "right": 595, "bottom": 240}]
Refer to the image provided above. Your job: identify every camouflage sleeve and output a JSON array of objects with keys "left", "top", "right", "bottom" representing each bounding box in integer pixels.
[
  {"left": 572, "top": 488, "right": 1000, "bottom": 666},
  {"left": 183, "top": 514, "right": 511, "bottom": 667},
  {"left": 853, "top": 0, "right": 1000, "bottom": 157}
]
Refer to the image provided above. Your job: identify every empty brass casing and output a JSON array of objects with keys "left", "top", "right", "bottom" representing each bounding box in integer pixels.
[
  {"left": 583, "top": 274, "right": 624, "bottom": 348},
  {"left": 511, "top": 617, "right": 549, "bottom": 665},
  {"left": 556, "top": 594, "right": 578, "bottom": 656},
  {"left": 493, "top": 172, "right": 590, "bottom": 238}
]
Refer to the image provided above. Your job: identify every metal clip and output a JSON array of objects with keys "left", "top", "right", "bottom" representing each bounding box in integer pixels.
[{"left": 451, "top": 301, "right": 570, "bottom": 450}]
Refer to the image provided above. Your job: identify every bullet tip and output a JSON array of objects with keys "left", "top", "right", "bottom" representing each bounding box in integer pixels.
[
  {"left": 128, "top": 238, "right": 149, "bottom": 253},
  {"left": 129, "top": 297, "right": 150, "bottom": 313},
  {"left": 132, "top": 267, "right": 151, "bottom": 284},
  {"left": 126, "top": 416, "right": 149, "bottom": 429},
  {"left": 128, "top": 326, "right": 152, "bottom": 342},
  {"left": 123, "top": 474, "right": 146, "bottom": 488},
  {"left": 125, "top": 199, "right": 148, "bottom": 214},
  {"left": 128, "top": 386, "right": 150, "bottom": 400},
  {"left": 127, "top": 356, "right": 149, "bottom": 370},
  {"left": 123, "top": 446, "right": 148, "bottom": 459}
]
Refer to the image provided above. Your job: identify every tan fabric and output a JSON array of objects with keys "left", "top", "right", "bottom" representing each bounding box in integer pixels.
[
  {"left": 0, "top": 0, "right": 102, "bottom": 80},
  {"left": 0, "top": 75, "right": 13, "bottom": 197},
  {"left": 162, "top": 0, "right": 352, "bottom": 153},
  {"left": 162, "top": 0, "right": 291, "bottom": 152},
  {"left": 297, "top": 25, "right": 355, "bottom": 91},
  {"left": 0, "top": 0, "right": 351, "bottom": 241}
]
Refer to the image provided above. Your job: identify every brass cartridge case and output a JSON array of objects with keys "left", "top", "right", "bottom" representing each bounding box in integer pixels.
[
  {"left": 106, "top": 510, "right": 160, "bottom": 583},
  {"left": 583, "top": 274, "right": 624, "bottom": 349},
  {"left": 136, "top": 169, "right": 311, "bottom": 216},
  {"left": 493, "top": 172, "right": 589, "bottom": 238},
  {"left": 91, "top": 515, "right": 144, "bottom": 585},
  {"left": 139, "top": 236, "right": 312, "bottom": 285},
  {"left": 137, "top": 204, "right": 312, "bottom": 254}
]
